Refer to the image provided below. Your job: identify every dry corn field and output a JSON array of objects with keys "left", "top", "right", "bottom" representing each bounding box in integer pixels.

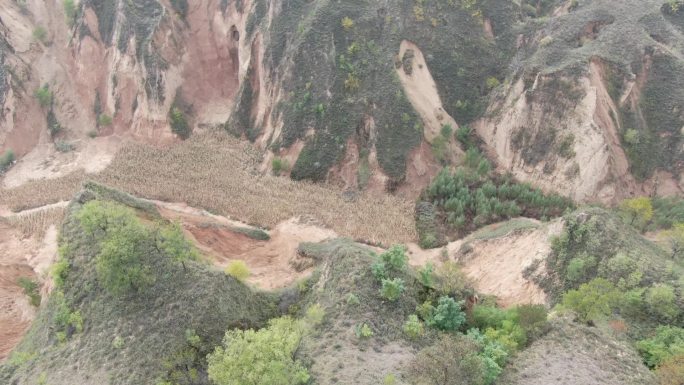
[
  {"left": 1, "top": 205, "right": 67, "bottom": 238},
  {"left": 0, "top": 131, "right": 416, "bottom": 245}
]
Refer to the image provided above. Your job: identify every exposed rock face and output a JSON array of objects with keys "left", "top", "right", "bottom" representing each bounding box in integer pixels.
[{"left": 1, "top": 0, "right": 683, "bottom": 203}]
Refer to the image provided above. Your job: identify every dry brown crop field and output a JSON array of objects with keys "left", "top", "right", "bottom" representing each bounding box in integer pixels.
[{"left": 0, "top": 131, "right": 416, "bottom": 245}]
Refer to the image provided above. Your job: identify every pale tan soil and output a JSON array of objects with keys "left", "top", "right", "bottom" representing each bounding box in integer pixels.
[
  {"left": 408, "top": 219, "right": 561, "bottom": 307},
  {"left": 3, "top": 136, "right": 122, "bottom": 188},
  {"left": 155, "top": 201, "right": 337, "bottom": 290},
  {"left": 0, "top": 213, "right": 60, "bottom": 361},
  {"left": 395, "top": 40, "right": 459, "bottom": 143}
]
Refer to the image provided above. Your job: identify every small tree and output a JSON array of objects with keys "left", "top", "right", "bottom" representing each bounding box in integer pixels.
[
  {"left": 156, "top": 221, "right": 198, "bottom": 269},
  {"left": 560, "top": 278, "right": 621, "bottom": 323},
  {"left": 429, "top": 296, "right": 466, "bottom": 331},
  {"left": 619, "top": 197, "right": 653, "bottom": 230},
  {"left": 207, "top": 317, "right": 310, "bottom": 385},
  {"left": 660, "top": 223, "right": 684, "bottom": 261},
  {"left": 645, "top": 284, "right": 680, "bottom": 322},
  {"left": 380, "top": 278, "right": 405, "bottom": 301}
]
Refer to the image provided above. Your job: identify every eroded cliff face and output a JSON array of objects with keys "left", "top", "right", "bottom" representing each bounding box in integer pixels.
[
  {"left": 1, "top": 0, "right": 683, "bottom": 204},
  {"left": 0, "top": 0, "right": 252, "bottom": 176}
]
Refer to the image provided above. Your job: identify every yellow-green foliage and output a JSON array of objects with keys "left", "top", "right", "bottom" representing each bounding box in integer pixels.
[
  {"left": 560, "top": 278, "right": 621, "bottom": 323},
  {"left": 156, "top": 221, "right": 199, "bottom": 267},
  {"left": 341, "top": 16, "right": 354, "bottom": 30},
  {"left": 207, "top": 316, "right": 310, "bottom": 385},
  {"left": 619, "top": 197, "right": 653, "bottom": 229},
  {"left": 225, "top": 260, "right": 250, "bottom": 281}
]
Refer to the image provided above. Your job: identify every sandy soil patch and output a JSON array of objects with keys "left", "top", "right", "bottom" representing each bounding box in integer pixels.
[{"left": 3, "top": 136, "right": 122, "bottom": 188}]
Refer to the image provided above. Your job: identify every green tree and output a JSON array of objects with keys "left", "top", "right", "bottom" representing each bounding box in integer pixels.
[
  {"left": 660, "top": 223, "right": 684, "bottom": 261},
  {"left": 619, "top": 197, "right": 653, "bottom": 229},
  {"left": 207, "top": 317, "right": 310, "bottom": 385},
  {"left": 560, "top": 278, "right": 621, "bottom": 323},
  {"left": 156, "top": 221, "right": 198, "bottom": 269},
  {"left": 77, "top": 201, "right": 138, "bottom": 238},
  {"left": 63, "top": 0, "right": 77, "bottom": 26},
  {"left": 429, "top": 296, "right": 466, "bottom": 331},
  {"left": 637, "top": 326, "right": 684, "bottom": 368},
  {"left": 96, "top": 219, "right": 155, "bottom": 295},
  {"left": 645, "top": 284, "right": 680, "bottom": 322}
]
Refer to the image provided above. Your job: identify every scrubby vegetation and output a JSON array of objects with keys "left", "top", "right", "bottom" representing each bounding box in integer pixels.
[
  {"left": 418, "top": 162, "right": 572, "bottom": 245},
  {"left": 0, "top": 148, "right": 14, "bottom": 172}
]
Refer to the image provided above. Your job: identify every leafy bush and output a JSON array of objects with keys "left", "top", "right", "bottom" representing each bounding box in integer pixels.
[
  {"left": 98, "top": 114, "right": 113, "bottom": 126},
  {"left": 380, "top": 278, "right": 405, "bottom": 301},
  {"left": 403, "top": 314, "right": 425, "bottom": 340},
  {"left": 560, "top": 278, "right": 621, "bottom": 323},
  {"left": 436, "top": 261, "right": 469, "bottom": 295},
  {"left": 418, "top": 263, "right": 435, "bottom": 289},
  {"left": 380, "top": 245, "right": 407, "bottom": 271},
  {"left": 0, "top": 149, "right": 15, "bottom": 172},
  {"left": 427, "top": 296, "right": 466, "bottom": 331},
  {"left": 645, "top": 284, "right": 680, "bottom": 322},
  {"left": 271, "top": 157, "right": 289, "bottom": 176},
  {"left": 370, "top": 261, "right": 387, "bottom": 281},
  {"left": 156, "top": 222, "right": 199, "bottom": 268},
  {"left": 169, "top": 107, "right": 191, "bottom": 139},
  {"left": 341, "top": 294, "right": 359, "bottom": 309},
  {"left": 34, "top": 85, "right": 53, "bottom": 107},
  {"left": 637, "top": 326, "right": 684, "bottom": 368},
  {"left": 354, "top": 323, "right": 373, "bottom": 339},
  {"left": 619, "top": 197, "right": 653, "bottom": 230},
  {"left": 565, "top": 254, "right": 597, "bottom": 284},
  {"left": 207, "top": 316, "right": 310, "bottom": 385},
  {"left": 77, "top": 201, "right": 156, "bottom": 295},
  {"left": 341, "top": 16, "right": 354, "bottom": 30},
  {"left": 225, "top": 260, "right": 250, "bottom": 282}
]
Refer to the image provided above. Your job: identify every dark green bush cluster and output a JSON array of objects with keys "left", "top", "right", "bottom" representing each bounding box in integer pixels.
[
  {"left": 423, "top": 167, "right": 572, "bottom": 236},
  {"left": 169, "top": 107, "right": 191, "bottom": 139},
  {"left": 17, "top": 277, "right": 41, "bottom": 307},
  {"left": 371, "top": 245, "right": 408, "bottom": 301}
]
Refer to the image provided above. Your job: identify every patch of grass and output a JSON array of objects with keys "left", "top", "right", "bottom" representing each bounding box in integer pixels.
[{"left": 17, "top": 277, "right": 41, "bottom": 307}]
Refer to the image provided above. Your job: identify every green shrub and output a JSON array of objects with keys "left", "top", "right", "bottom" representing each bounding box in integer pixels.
[
  {"left": 370, "top": 261, "right": 387, "bottom": 281},
  {"left": 637, "top": 326, "right": 684, "bottom": 368},
  {"left": 63, "top": 0, "right": 76, "bottom": 26},
  {"left": 97, "top": 114, "right": 113, "bottom": 126},
  {"left": 17, "top": 277, "right": 41, "bottom": 307},
  {"left": 645, "top": 284, "right": 680, "bottom": 322},
  {"left": 380, "top": 278, "right": 405, "bottom": 301},
  {"left": 0, "top": 149, "right": 15, "bottom": 171},
  {"left": 619, "top": 197, "right": 653, "bottom": 230},
  {"left": 560, "top": 278, "right": 621, "bottom": 323},
  {"left": 169, "top": 107, "right": 191, "bottom": 139},
  {"left": 436, "top": 261, "right": 469, "bottom": 295},
  {"left": 207, "top": 316, "right": 310, "bottom": 385},
  {"left": 354, "top": 323, "right": 373, "bottom": 339},
  {"left": 156, "top": 221, "right": 199, "bottom": 268},
  {"left": 271, "top": 157, "right": 290, "bottom": 176},
  {"left": 225, "top": 260, "right": 250, "bottom": 282},
  {"left": 380, "top": 245, "right": 407, "bottom": 271},
  {"left": 34, "top": 85, "right": 53, "bottom": 107},
  {"left": 565, "top": 254, "right": 597, "bottom": 284},
  {"left": 346, "top": 293, "right": 360, "bottom": 306},
  {"left": 403, "top": 314, "right": 425, "bottom": 340},
  {"left": 428, "top": 296, "right": 466, "bottom": 331},
  {"left": 418, "top": 263, "right": 435, "bottom": 289},
  {"left": 77, "top": 201, "right": 156, "bottom": 295},
  {"left": 33, "top": 26, "right": 48, "bottom": 43},
  {"left": 112, "top": 336, "right": 125, "bottom": 349}
]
